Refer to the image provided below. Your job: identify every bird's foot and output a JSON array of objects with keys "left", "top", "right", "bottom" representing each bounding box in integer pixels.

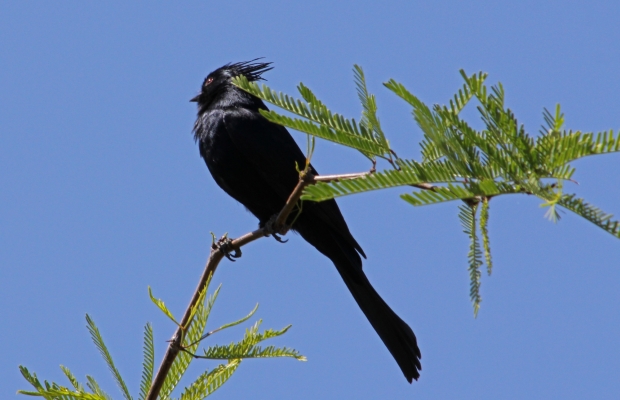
[
  {"left": 212, "top": 235, "right": 242, "bottom": 261},
  {"left": 262, "top": 215, "right": 289, "bottom": 243}
]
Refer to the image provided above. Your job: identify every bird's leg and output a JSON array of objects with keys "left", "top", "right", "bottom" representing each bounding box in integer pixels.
[
  {"left": 262, "top": 214, "right": 289, "bottom": 243},
  {"left": 212, "top": 235, "right": 242, "bottom": 261}
]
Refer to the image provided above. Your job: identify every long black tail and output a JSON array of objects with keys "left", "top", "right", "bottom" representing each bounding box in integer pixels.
[{"left": 295, "top": 215, "right": 422, "bottom": 382}]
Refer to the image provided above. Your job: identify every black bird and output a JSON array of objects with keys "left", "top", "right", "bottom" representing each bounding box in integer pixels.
[{"left": 191, "top": 60, "right": 421, "bottom": 382}]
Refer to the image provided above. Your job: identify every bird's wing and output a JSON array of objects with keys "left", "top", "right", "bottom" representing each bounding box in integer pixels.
[
  {"left": 222, "top": 107, "right": 365, "bottom": 257},
  {"left": 223, "top": 107, "right": 308, "bottom": 200}
]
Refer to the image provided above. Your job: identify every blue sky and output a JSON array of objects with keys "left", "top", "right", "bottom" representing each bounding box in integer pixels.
[{"left": 2, "top": 1, "right": 619, "bottom": 399}]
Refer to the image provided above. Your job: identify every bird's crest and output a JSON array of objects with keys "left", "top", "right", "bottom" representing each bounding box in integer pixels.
[{"left": 222, "top": 59, "right": 273, "bottom": 82}]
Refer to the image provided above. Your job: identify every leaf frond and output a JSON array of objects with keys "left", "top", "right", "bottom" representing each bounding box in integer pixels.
[
  {"left": 556, "top": 194, "right": 620, "bottom": 238},
  {"left": 353, "top": 65, "right": 389, "bottom": 150},
  {"left": 86, "top": 376, "right": 112, "bottom": 400},
  {"left": 536, "top": 129, "right": 620, "bottom": 169},
  {"left": 459, "top": 205, "right": 482, "bottom": 316},
  {"left": 85, "top": 315, "right": 132, "bottom": 400},
  {"left": 479, "top": 199, "right": 493, "bottom": 275},
  {"left": 178, "top": 359, "right": 241, "bottom": 400},
  {"left": 60, "top": 365, "right": 84, "bottom": 392},
  {"left": 138, "top": 323, "right": 154, "bottom": 400},
  {"left": 148, "top": 286, "right": 178, "bottom": 325},
  {"left": 201, "top": 322, "right": 304, "bottom": 360},
  {"left": 233, "top": 75, "right": 388, "bottom": 158},
  {"left": 160, "top": 283, "right": 220, "bottom": 398}
]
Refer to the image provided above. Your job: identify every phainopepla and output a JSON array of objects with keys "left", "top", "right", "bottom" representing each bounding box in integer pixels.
[{"left": 191, "top": 60, "right": 421, "bottom": 382}]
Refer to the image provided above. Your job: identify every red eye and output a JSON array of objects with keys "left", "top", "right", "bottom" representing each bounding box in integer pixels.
[{"left": 204, "top": 77, "right": 214, "bottom": 86}]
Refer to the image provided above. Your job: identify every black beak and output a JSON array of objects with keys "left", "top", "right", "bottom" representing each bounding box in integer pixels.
[{"left": 190, "top": 94, "right": 200, "bottom": 102}]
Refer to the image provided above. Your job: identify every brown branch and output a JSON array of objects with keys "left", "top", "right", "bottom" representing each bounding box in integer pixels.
[
  {"left": 144, "top": 168, "right": 373, "bottom": 400},
  {"left": 313, "top": 171, "right": 372, "bottom": 182},
  {"left": 145, "top": 166, "right": 442, "bottom": 398}
]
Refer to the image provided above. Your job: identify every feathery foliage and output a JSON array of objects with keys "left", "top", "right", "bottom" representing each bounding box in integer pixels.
[
  {"left": 178, "top": 360, "right": 241, "bottom": 400},
  {"left": 19, "top": 279, "right": 304, "bottom": 399},
  {"left": 197, "top": 321, "right": 306, "bottom": 361},
  {"left": 235, "top": 65, "right": 620, "bottom": 315},
  {"left": 138, "top": 324, "right": 154, "bottom": 400},
  {"left": 480, "top": 199, "right": 493, "bottom": 276},
  {"left": 148, "top": 286, "right": 178, "bottom": 325},
  {"left": 86, "top": 315, "right": 133, "bottom": 400},
  {"left": 232, "top": 75, "right": 392, "bottom": 160},
  {"left": 159, "top": 283, "right": 219, "bottom": 398},
  {"left": 459, "top": 204, "right": 483, "bottom": 316}
]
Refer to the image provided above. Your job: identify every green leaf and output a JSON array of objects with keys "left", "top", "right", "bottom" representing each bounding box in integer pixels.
[
  {"left": 138, "top": 323, "right": 154, "bottom": 400},
  {"left": 402, "top": 185, "right": 475, "bottom": 206},
  {"left": 17, "top": 372, "right": 107, "bottom": 400},
  {"left": 86, "top": 376, "right": 112, "bottom": 400},
  {"left": 259, "top": 110, "right": 385, "bottom": 157},
  {"left": 160, "top": 284, "right": 221, "bottom": 398},
  {"left": 203, "top": 303, "right": 259, "bottom": 339},
  {"left": 201, "top": 343, "right": 306, "bottom": 361},
  {"left": 18, "top": 366, "right": 54, "bottom": 400},
  {"left": 557, "top": 194, "right": 620, "bottom": 238},
  {"left": 540, "top": 104, "right": 565, "bottom": 136},
  {"left": 85, "top": 314, "right": 132, "bottom": 400},
  {"left": 480, "top": 199, "right": 493, "bottom": 275},
  {"left": 60, "top": 365, "right": 83, "bottom": 392},
  {"left": 201, "top": 321, "right": 305, "bottom": 360},
  {"left": 459, "top": 204, "right": 482, "bottom": 316},
  {"left": 178, "top": 359, "right": 241, "bottom": 400},
  {"left": 536, "top": 129, "right": 620, "bottom": 169},
  {"left": 232, "top": 75, "right": 388, "bottom": 158},
  {"left": 458, "top": 70, "right": 489, "bottom": 103},
  {"left": 148, "top": 286, "right": 178, "bottom": 325},
  {"left": 353, "top": 65, "right": 389, "bottom": 151},
  {"left": 384, "top": 78, "right": 445, "bottom": 163}
]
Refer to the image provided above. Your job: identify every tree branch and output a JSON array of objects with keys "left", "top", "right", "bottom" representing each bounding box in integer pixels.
[{"left": 145, "top": 168, "right": 373, "bottom": 400}]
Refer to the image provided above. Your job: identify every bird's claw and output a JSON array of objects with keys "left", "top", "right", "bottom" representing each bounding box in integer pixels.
[
  {"left": 272, "top": 232, "right": 288, "bottom": 243},
  {"left": 263, "top": 215, "right": 289, "bottom": 244},
  {"left": 212, "top": 236, "right": 242, "bottom": 261}
]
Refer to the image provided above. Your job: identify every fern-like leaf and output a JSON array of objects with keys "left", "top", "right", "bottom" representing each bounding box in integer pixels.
[
  {"left": 353, "top": 65, "right": 389, "bottom": 150},
  {"left": 85, "top": 315, "right": 132, "bottom": 400},
  {"left": 17, "top": 366, "right": 53, "bottom": 399},
  {"left": 480, "top": 199, "right": 493, "bottom": 275},
  {"left": 233, "top": 75, "right": 388, "bottom": 158},
  {"left": 201, "top": 343, "right": 306, "bottom": 361},
  {"left": 148, "top": 286, "right": 178, "bottom": 325},
  {"left": 459, "top": 205, "right": 482, "bottom": 316},
  {"left": 60, "top": 365, "right": 84, "bottom": 392},
  {"left": 138, "top": 323, "right": 154, "bottom": 400},
  {"left": 178, "top": 359, "right": 241, "bottom": 400},
  {"left": 200, "top": 323, "right": 305, "bottom": 361},
  {"left": 537, "top": 129, "right": 620, "bottom": 169},
  {"left": 403, "top": 185, "right": 475, "bottom": 206},
  {"left": 384, "top": 79, "right": 447, "bottom": 163},
  {"left": 260, "top": 110, "right": 384, "bottom": 158},
  {"left": 556, "top": 194, "right": 620, "bottom": 238},
  {"left": 203, "top": 303, "right": 259, "bottom": 339},
  {"left": 86, "top": 376, "right": 112, "bottom": 400},
  {"left": 159, "top": 285, "right": 220, "bottom": 398}
]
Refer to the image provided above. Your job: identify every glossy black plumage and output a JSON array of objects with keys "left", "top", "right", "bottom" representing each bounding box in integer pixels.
[{"left": 191, "top": 60, "right": 421, "bottom": 382}]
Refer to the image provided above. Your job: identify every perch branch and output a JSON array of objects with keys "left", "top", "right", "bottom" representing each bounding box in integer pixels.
[{"left": 145, "top": 168, "right": 374, "bottom": 400}]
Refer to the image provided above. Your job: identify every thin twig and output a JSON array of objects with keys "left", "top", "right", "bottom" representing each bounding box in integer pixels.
[
  {"left": 145, "top": 168, "right": 375, "bottom": 400},
  {"left": 313, "top": 171, "right": 372, "bottom": 182}
]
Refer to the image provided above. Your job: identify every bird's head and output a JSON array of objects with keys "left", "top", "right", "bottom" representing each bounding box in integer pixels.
[{"left": 190, "top": 59, "right": 273, "bottom": 108}]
